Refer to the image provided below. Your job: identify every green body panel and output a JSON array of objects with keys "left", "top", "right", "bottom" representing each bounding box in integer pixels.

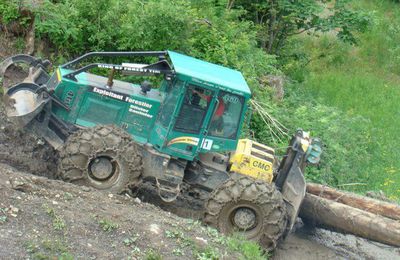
[{"left": 51, "top": 51, "right": 251, "bottom": 161}]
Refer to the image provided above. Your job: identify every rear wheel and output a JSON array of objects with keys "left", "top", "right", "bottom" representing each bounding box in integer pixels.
[
  {"left": 58, "top": 125, "right": 142, "bottom": 193},
  {"left": 204, "top": 174, "right": 287, "bottom": 250}
]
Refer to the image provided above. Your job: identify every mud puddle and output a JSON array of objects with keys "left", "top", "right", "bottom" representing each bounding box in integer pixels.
[{"left": 273, "top": 225, "right": 400, "bottom": 260}]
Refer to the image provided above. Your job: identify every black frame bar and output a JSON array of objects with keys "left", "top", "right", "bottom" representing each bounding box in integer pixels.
[
  {"left": 61, "top": 51, "right": 168, "bottom": 69},
  {"left": 60, "top": 51, "right": 172, "bottom": 81}
]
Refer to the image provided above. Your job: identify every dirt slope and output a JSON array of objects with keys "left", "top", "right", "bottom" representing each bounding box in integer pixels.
[
  {"left": 0, "top": 163, "right": 253, "bottom": 259},
  {"left": 0, "top": 105, "right": 252, "bottom": 259}
]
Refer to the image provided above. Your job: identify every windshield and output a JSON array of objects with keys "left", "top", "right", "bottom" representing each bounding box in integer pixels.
[{"left": 209, "top": 91, "right": 244, "bottom": 139}]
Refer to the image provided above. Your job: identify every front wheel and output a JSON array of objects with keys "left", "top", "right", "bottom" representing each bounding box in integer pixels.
[
  {"left": 204, "top": 174, "right": 287, "bottom": 250},
  {"left": 57, "top": 125, "right": 142, "bottom": 193}
]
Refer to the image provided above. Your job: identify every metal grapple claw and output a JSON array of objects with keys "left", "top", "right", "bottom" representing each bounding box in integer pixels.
[
  {"left": 5, "top": 82, "right": 50, "bottom": 127},
  {"left": 1, "top": 55, "right": 52, "bottom": 128},
  {"left": 0, "top": 54, "right": 51, "bottom": 90}
]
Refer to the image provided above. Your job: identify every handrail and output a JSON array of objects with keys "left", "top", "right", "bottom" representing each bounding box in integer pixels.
[
  {"left": 63, "top": 62, "right": 174, "bottom": 81},
  {"left": 61, "top": 51, "right": 168, "bottom": 69}
]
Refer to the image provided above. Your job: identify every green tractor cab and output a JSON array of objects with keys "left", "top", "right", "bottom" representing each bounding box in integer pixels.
[{"left": 0, "top": 51, "right": 321, "bottom": 249}]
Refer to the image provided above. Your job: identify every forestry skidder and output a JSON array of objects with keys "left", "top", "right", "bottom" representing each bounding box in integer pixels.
[{"left": 0, "top": 51, "right": 321, "bottom": 249}]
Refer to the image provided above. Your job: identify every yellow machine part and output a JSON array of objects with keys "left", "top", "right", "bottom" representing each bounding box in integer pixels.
[{"left": 230, "top": 139, "right": 275, "bottom": 183}]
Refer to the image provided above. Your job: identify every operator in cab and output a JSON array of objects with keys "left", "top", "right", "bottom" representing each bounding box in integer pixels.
[{"left": 192, "top": 88, "right": 225, "bottom": 135}]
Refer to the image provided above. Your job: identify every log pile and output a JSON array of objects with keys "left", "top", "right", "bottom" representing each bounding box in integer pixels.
[{"left": 299, "top": 183, "right": 400, "bottom": 247}]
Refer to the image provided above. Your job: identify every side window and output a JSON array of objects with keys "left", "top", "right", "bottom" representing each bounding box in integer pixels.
[
  {"left": 174, "top": 85, "right": 213, "bottom": 134},
  {"left": 209, "top": 91, "right": 244, "bottom": 139},
  {"left": 159, "top": 80, "right": 181, "bottom": 127}
]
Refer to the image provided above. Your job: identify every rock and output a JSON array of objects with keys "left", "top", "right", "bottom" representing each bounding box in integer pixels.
[
  {"left": 134, "top": 197, "right": 141, "bottom": 204},
  {"left": 194, "top": 236, "right": 208, "bottom": 249},
  {"left": 259, "top": 75, "right": 286, "bottom": 101},
  {"left": 9, "top": 205, "right": 19, "bottom": 213},
  {"left": 9, "top": 178, "right": 32, "bottom": 192},
  {"left": 82, "top": 186, "right": 91, "bottom": 192},
  {"left": 149, "top": 224, "right": 161, "bottom": 235}
]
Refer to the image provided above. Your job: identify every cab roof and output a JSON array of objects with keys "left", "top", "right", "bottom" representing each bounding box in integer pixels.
[{"left": 168, "top": 50, "right": 251, "bottom": 97}]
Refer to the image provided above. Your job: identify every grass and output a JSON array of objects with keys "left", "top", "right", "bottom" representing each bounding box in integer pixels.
[
  {"left": 226, "top": 235, "right": 266, "bottom": 260},
  {"left": 145, "top": 249, "right": 162, "bottom": 260},
  {"left": 195, "top": 247, "right": 220, "bottom": 260},
  {"left": 25, "top": 239, "right": 73, "bottom": 260},
  {"left": 42, "top": 204, "right": 66, "bottom": 231},
  {"left": 287, "top": 0, "right": 400, "bottom": 201},
  {"left": 123, "top": 233, "right": 140, "bottom": 247},
  {"left": 0, "top": 207, "right": 7, "bottom": 224},
  {"left": 98, "top": 218, "right": 119, "bottom": 232},
  {"left": 163, "top": 220, "right": 268, "bottom": 259}
]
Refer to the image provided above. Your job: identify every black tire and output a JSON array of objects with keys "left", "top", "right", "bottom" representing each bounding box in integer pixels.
[
  {"left": 58, "top": 125, "right": 142, "bottom": 193},
  {"left": 204, "top": 174, "right": 287, "bottom": 250}
]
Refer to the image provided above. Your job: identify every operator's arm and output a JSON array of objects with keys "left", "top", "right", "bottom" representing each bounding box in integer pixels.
[{"left": 193, "top": 90, "right": 209, "bottom": 101}]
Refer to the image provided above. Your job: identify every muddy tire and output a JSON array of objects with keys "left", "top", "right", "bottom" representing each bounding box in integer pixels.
[
  {"left": 204, "top": 174, "right": 287, "bottom": 250},
  {"left": 57, "top": 125, "right": 142, "bottom": 193}
]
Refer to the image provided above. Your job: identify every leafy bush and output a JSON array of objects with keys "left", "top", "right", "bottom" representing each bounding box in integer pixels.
[
  {"left": 0, "top": 0, "right": 20, "bottom": 24},
  {"left": 251, "top": 83, "right": 375, "bottom": 191},
  {"left": 228, "top": 0, "right": 372, "bottom": 53}
]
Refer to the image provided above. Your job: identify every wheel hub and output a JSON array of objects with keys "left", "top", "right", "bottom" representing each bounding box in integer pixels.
[
  {"left": 89, "top": 156, "right": 114, "bottom": 180},
  {"left": 233, "top": 207, "right": 257, "bottom": 230}
]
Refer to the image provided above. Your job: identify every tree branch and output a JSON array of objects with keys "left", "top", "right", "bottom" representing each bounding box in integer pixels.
[{"left": 226, "top": 0, "right": 235, "bottom": 10}]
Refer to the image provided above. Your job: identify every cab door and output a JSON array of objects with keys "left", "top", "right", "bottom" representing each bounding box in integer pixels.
[{"left": 163, "top": 83, "right": 216, "bottom": 160}]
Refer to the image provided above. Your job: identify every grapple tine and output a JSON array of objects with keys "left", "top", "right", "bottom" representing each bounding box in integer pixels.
[{"left": 0, "top": 54, "right": 51, "bottom": 91}]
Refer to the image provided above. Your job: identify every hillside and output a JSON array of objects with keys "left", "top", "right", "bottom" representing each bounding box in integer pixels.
[{"left": 298, "top": 0, "right": 400, "bottom": 200}]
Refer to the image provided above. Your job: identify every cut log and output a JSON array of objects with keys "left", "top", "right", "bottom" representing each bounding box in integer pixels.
[
  {"left": 306, "top": 183, "right": 400, "bottom": 221},
  {"left": 300, "top": 193, "right": 400, "bottom": 247}
]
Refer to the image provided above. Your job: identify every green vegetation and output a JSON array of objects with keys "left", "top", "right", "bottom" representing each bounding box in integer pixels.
[
  {"left": 42, "top": 204, "right": 66, "bottom": 231},
  {"left": 230, "top": 0, "right": 371, "bottom": 53},
  {"left": 280, "top": 0, "right": 400, "bottom": 200},
  {"left": 195, "top": 247, "right": 220, "bottom": 260},
  {"left": 0, "top": 207, "right": 7, "bottom": 224},
  {"left": 123, "top": 233, "right": 140, "bottom": 247},
  {"left": 226, "top": 234, "right": 266, "bottom": 260},
  {"left": 145, "top": 249, "right": 162, "bottom": 260},
  {"left": 0, "top": 0, "right": 23, "bottom": 24},
  {"left": 98, "top": 218, "right": 119, "bottom": 232},
  {"left": 25, "top": 239, "right": 73, "bottom": 260},
  {"left": 163, "top": 220, "right": 268, "bottom": 259},
  {"left": 0, "top": 1, "right": 397, "bottom": 200}
]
